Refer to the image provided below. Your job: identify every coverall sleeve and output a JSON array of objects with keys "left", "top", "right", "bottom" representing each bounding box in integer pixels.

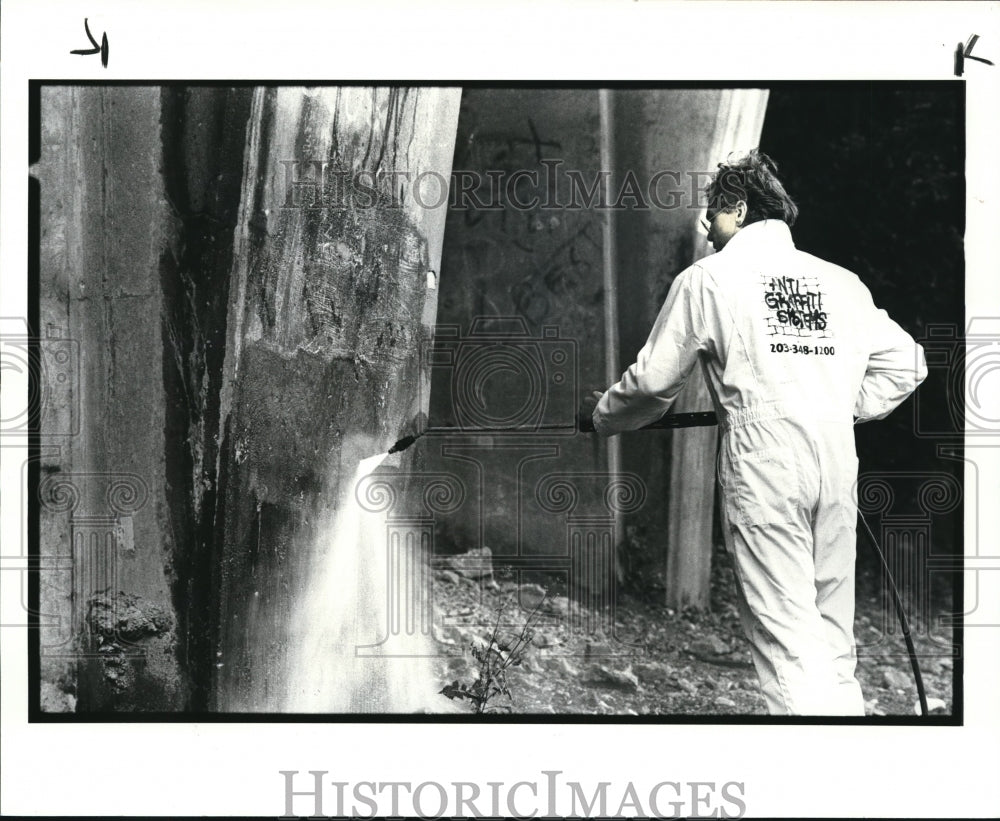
[
  {"left": 853, "top": 283, "right": 928, "bottom": 423},
  {"left": 593, "top": 266, "right": 707, "bottom": 436}
]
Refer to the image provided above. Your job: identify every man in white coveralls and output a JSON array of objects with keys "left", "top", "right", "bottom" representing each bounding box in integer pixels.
[{"left": 591, "top": 150, "right": 927, "bottom": 715}]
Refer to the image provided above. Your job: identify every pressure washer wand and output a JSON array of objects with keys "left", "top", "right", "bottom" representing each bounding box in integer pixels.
[{"left": 387, "top": 410, "right": 719, "bottom": 454}]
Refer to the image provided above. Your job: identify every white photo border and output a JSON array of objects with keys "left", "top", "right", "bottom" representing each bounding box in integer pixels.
[{"left": 2, "top": 1, "right": 998, "bottom": 818}]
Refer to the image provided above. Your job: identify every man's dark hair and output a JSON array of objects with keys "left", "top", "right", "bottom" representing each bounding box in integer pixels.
[{"left": 707, "top": 149, "right": 799, "bottom": 227}]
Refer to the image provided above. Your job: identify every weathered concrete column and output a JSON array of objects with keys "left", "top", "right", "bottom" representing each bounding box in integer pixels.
[
  {"left": 662, "top": 89, "right": 770, "bottom": 610},
  {"left": 211, "top": 87, "right": 461, "bottom": 711},
  {"left": 37, "top": 87, "right": 190, "bottom": 711},
  {"left": 610, "top": 88, "right": 767, "bottom": 609}
]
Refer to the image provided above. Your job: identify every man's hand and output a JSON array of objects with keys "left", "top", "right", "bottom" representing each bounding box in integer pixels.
[{"left": 578, "top": 390, "right": 604, "bottom": 432}]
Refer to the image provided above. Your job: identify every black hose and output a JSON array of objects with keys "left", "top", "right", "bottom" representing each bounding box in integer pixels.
[{"left": 858, "top": 511, "right": 929, "bottom": 717}]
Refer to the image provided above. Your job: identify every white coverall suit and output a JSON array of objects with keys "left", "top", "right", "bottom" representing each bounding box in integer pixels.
[{"left": 593, "top": 220, "right": 927, "bottom": 715}]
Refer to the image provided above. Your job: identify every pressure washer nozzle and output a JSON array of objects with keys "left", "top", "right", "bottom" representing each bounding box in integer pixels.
[{"left": 388, "top": 433, "right": 421, "bottom": 454}]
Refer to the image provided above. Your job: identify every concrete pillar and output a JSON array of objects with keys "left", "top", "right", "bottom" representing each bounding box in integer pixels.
[
  {"left": 211, "top": 87, "right": 461, "bottom": 711},
  {"left": 37, "top": 87, "right": 190, "bottom": 711},
  {"left": 660, "top": 89, "right": 769, "bottom": 610}
]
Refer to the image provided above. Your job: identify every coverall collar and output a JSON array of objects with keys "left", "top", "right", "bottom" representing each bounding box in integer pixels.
[{"left": 720, "top": 219, "right": 795, "bottom": 255}]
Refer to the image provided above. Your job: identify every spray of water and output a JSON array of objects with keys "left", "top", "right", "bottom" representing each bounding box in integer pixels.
[{"left": 283, "top": 443, "right": 447, "bottom": 713}]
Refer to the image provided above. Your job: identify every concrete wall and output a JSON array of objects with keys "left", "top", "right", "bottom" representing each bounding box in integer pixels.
[{"left": 425, "top": 89, "right": 627, "bottom": 604}]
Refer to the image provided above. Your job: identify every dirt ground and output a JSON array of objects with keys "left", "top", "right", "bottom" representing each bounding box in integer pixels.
[{"left": 430, "top": 545, "right": 956, "bottom": 718}]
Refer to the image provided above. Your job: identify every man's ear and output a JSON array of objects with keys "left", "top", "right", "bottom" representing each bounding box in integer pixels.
[{"left": 735, "top": 200, "right": 748, "bottom": 226}]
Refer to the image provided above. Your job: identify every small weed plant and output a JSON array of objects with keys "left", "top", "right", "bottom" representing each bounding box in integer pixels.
[{"left": 439, "top": 595, "right": 544, "bottom": 714}]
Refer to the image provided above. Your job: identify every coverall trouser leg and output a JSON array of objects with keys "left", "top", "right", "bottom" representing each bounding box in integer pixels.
[{"left": 720, "top": 418, "right": 865, "bottom": 716}]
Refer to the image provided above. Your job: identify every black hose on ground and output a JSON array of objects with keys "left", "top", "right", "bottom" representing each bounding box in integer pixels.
[{"left": 858, "top": 511, "right": 929, "bottom": 717}]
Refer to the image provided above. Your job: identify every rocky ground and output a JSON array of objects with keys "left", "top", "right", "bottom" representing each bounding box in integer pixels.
[{"left": 429, "top": 545, "right": 955, "bottom": 717}]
